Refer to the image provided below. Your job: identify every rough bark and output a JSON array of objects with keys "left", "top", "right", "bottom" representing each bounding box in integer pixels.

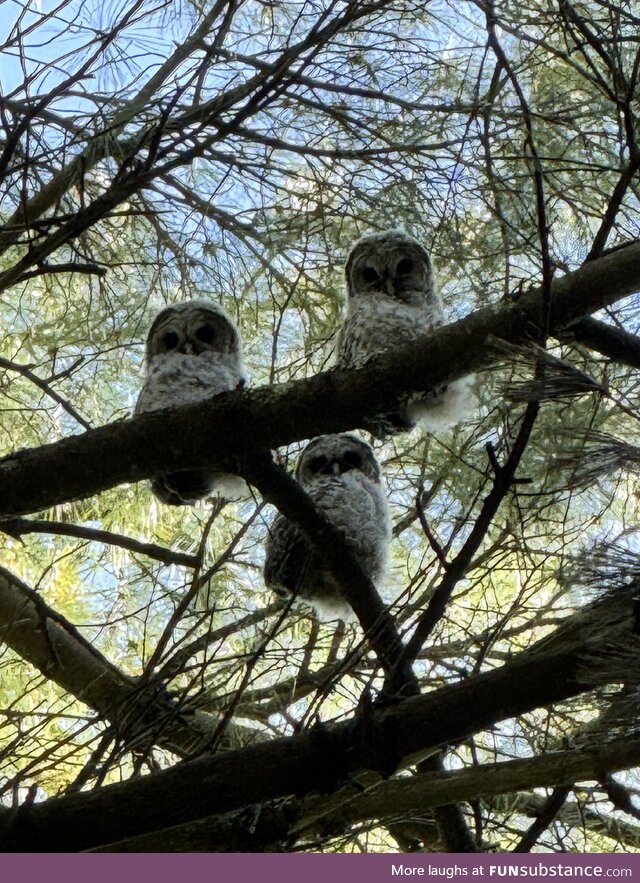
[
  {"left": 0, "top": 582, "right": 634, "bottom": 852},
  {"left": 0, "top": 566, "right": 264, "bottom": 757},
  {"left": 562, "top": 316, "right": 640, "bottom": 369},
  {"left": 1, "top": 238, "right": 639, "bottom": 519},
  {"left": 89, "top": 737, "right": 640, "bottom": 852}
]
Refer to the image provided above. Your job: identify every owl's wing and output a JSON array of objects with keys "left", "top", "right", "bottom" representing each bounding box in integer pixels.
[
  {"left": 134, "top": 378, "right": 160, "bottom": 415},
  {"left": 335, "top": 316, "right": 379, "bottom": 370},
  {"left": 264, "top": 514, "right": 317, "bottom": 598},
  {"left": 331, "top": 319, "right": 349, "bottom": 368}
]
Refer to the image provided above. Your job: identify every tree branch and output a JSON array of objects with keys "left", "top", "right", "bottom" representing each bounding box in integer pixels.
[
  {"left": 562, "top": 315, "right": 640, "bottom": 370},
  {"left": 1, "top": 581, "right": 635, "bottom": 851},
  {"left": 0, "top": 356, "right": 92, "bottom": 431},
  {"left": 241, "top": 453, "right": 416, "bottom": 696},
  {"left": 0, "top": 240, "right": 639, "bottom": 519},
  {"left": 399, "top": 401, "right": 539, "bottom": 667},
  {"left": 512, "top": 785, "right": 572, "bottom": 852},
  {"left": 89, "top": 740, "right": 640, "bottom": 852},
  {"left": 0, "top": 566, "right": 263, "bottom": 758},
  {"left": 0, "top": 517, "right": 198, "bottom": 568}
]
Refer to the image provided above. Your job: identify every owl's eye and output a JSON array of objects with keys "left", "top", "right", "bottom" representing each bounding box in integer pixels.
[
  {"left": 308, "top": 455, "right": 330, "bottom": 474},
  {"left": 396, "top": 257, "right": 414, "bottom": 275},
  {"left": 342, "top": 450, "right": 362, "bottom": 470},
  {"left": 163, "top": 331, "right": 180, "bottom": 350},
  {"left": 196, "top": 324, "right": 216, "bottom": 344},
  {"left": 362, "top": 266, "right": 380, "bottom": 284}
]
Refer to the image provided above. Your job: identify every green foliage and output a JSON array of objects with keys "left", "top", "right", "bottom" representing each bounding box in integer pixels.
[{"left": 1, "top": 0, "right": 640, "bottom": 853}]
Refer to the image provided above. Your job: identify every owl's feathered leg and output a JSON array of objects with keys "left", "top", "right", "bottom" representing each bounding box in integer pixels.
[{"left": 408, "top": 374, "right": 477, "bottom": 434}]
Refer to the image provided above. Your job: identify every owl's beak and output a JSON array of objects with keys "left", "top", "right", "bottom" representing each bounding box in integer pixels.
[
  {"left": 385, "top": 277, "right": 396, "bottom": 298},
  {"left": 181, "top": 342, "right": 195, "bottom": 355},
  {"left": 331, "top": 461, "right": 342, "bottom": 475}
]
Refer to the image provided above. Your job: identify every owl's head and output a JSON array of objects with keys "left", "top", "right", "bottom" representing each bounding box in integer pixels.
[
  {"left": 345, "top": 230, "right": 437, "bottom": 305},
  {"left": 145, "top": 300, "right": 241, "bottom": 363},
  {"left": 295, "top": 433, "right": 381, "bottom": 485}
]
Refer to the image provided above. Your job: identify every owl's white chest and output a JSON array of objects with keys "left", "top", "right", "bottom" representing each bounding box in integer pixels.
[
  {"left": 338, "top": 295, "right": 443, "bottom": 369},
  {"left": 135, "top": 352, "right": 244, "bottom": 414}
]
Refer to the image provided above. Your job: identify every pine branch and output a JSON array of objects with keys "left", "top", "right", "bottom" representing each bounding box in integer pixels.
[
  {"left": 0, "top": 517, "right": 198, "bottom": 568},
  {"left": 562, "top": 316, "right": 640, "bottom": 370},
  {"left": 1, "top": 240, "right": 639, "bottom": 520},
  {"left": 2, "top": 581, "right": 636, "bottom": 851},
  {"left": 0, "top": 566, "right": 262, "bottom": 758}
]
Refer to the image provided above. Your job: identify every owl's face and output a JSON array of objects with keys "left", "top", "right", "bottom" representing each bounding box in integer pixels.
[
  {"left": 296, "top": 434, "right": 381, "bottom": 485},
  {"left": 145, "top": 301, "right": 240, "bottom": 363},
  {"left": 345, "top": 230, "right": 436, "bottom": 305}
]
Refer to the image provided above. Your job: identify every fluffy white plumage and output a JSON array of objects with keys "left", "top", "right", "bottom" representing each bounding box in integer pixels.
[
  {"left": 264, "top": 434, "right": 390, "bottom": 621},
  {"left": 135, "top": 300, "right": 247, "bottom": 504},
  {"left": 336, "top": 229, "right": 475, "bottom": 434}
]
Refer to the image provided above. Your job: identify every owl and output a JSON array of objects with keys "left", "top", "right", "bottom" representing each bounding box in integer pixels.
[
  {"left": 264, "top": 433, "right": 390, "bottom": 621},
  {"left": 336, "top": 229, "right": 474, "bottom": 434},
  {"left": 135, "top": 300, "right": 247, "bottom": 505}
]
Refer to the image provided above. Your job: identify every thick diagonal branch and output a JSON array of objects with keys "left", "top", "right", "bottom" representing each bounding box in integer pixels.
[
  {"left": 1, "top": 582, "right": 634, "bottom": 851},
  {"left": 0, "top": 566, "right": 262, "bottom": 757},
  {"left": 89, "top": 738, "right": 640, "bottom": 852},
  {"left": 562, "top": 316, "right": 640, "bottom": 370},
  {"left": 0, "top": 240, "right": 639, "bottom": 520},
  {"left": 241, "top": 454, "right": 416, "bottom": 694}
]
